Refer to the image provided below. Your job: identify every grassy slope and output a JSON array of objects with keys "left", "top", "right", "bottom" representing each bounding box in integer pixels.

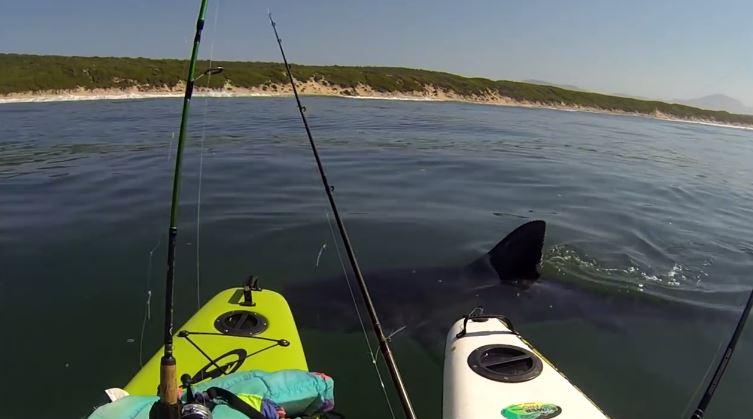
[{"left": 2, "top": 53, "right": 752, "bottom": 125}]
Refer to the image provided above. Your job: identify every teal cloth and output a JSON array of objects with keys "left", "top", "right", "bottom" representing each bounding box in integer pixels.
[{"left": 88, "top": 370, "right": 334, "bottom": 419}]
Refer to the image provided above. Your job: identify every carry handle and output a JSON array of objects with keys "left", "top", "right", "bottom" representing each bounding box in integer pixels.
[{"left": 456, "top": 307, "right": 517, "bottom": 339}]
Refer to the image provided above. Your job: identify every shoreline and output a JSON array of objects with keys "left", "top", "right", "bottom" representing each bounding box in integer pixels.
[{"left": 2, "top": 84, "right": 752, "bottom": 131}]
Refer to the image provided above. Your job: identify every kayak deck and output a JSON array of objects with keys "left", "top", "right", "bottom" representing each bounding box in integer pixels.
[
  {"left": 125, "top": 288, "right": 308, "bottom": 395},
  {"left": 443, "top": 317, "right": 608, "bottom": 419}
]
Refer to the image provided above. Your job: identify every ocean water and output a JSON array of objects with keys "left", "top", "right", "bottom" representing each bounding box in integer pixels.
[{"left": 1, "top": 97, "right": 752, "bottom": 418}]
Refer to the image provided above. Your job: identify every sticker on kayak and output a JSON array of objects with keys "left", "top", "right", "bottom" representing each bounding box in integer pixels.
[{"left": 501, "top": 402, "right": 562, "bottom": 419}]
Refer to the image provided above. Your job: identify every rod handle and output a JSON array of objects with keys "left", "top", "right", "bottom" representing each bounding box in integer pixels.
[{"left": 159, "top": 358, "right": 179, "bottom": 405}]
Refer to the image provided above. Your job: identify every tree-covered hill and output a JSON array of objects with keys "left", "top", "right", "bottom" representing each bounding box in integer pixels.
[{"left": 2, "top": 53, "right": 752, "bottom": 126}]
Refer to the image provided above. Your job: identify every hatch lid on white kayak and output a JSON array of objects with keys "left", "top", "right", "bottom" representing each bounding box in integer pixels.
[{"left": 443, "top": 315, "right": 610, "bottom": 419}]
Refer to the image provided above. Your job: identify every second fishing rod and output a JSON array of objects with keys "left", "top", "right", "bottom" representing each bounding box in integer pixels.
[{"left": 268, "top": 13, "right": 418, "bottom": 419}]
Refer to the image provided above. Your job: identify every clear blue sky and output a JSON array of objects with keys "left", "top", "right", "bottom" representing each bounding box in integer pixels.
[{"left": 3, "top": 0, "right": 752, "bottom": 104}]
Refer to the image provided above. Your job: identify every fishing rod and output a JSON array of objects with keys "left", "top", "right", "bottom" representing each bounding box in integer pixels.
[
  {"left": 157, "top": 0, "right": 223, "bottom": 416},
  {"left": 690, "top": 287, "right": 753, "bottom": 419},
  {"left": 268, "top": 13, "right": 418, "bottom": 419}
]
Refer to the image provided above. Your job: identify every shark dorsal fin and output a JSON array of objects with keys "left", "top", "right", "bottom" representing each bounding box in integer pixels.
[{"left": 480, "top": 220, "right": 546, "bottom": 281}]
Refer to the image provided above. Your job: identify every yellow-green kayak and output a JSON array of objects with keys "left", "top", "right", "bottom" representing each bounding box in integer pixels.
[{"left": 125, "top": 287, "right": 308, "bottom": 395}]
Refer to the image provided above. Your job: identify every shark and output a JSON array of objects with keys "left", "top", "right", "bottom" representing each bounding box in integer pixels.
[
  {"left": 281, "top": 220, "right": 738, "bottom": 354},
  {"left": 277, "top": 220, "right": 748, "bottom": 419}
]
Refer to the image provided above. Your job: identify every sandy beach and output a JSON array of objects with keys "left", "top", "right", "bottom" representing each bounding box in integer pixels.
[{"left": 2, "top": 82, "right": 751, "bottom": 131}]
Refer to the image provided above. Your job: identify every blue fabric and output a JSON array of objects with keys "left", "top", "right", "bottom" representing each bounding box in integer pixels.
[
  {"left": 190, "top": 370, "right": 333, "bottom": 414},
  {"left": 88, "top": 370, "right": 334, "bottom": 419},
  {"left": 260, "top": 399, "right": 282, "bottom": 418}
]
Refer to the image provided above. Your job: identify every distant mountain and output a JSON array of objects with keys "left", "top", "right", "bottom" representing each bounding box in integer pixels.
[
  {"left": 675, "top": 94, "right": 753, "bottom": 115},
  {"left": 523, "top": 79, "right": 583, "bottom": 91}
]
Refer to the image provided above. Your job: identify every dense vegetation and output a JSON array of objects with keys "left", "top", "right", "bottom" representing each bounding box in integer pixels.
[{"left": 3, "top": 53, "right": 752, "bottom": 125}]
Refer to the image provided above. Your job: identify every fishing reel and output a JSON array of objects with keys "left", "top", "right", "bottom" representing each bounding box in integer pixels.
[
  {"left": 181, "top": 403, "right": 212, "bottom": 419},
  {"left": 180, "top": 374, "right": 214, "bottom": 419}
]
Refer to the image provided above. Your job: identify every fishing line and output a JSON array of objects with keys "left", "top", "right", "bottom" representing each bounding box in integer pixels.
[
  {"left": 167, "top": 132, "right": 175, "bottom": 162},
  {"left": 374, "top": 326, "right": 409, "bottom": 364},
  {"left": 292, "top": 72, "right": 395, "bottom": 416},
  {"left": 304, "top": 141, "right": 388, "bottom": 388},
  {"left": 268, "top": 14, "right": 417, "bottom": 418},
  {"left": 139, "top": 130, "right": 179, "bottom": 367},
  {"left": 195, "top": 0, "right": 221, "bottom": 309},
  {"left": 139, "top": 244, "right": 159, "bottom": 366},
  {"left": 688, "top": 285, "right": 753, "bottom": 419},
  {"left": 682, "top": 338, "right": 726, "bottom": 419},
  {"left": 387, "top": 325, "right": 407, "bottom": 340},
  {"left": 297, "top": 106, "right": 396, "bottom": 409},
  {"left": 314, "top": 243, "right": 327, "bottom": 269},
  {"left": 323, "top": 209, "right": 398, "bottom": 419},
  {"left": 292, "top": 93, "right": 395, "bottom": 415}
]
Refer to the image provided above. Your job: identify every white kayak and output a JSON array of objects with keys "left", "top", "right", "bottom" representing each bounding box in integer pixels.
[{"left": 443, "top": 314, "right": 609, "bottom": 419}]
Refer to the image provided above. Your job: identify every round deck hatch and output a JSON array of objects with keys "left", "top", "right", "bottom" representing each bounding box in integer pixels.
[
  {"left": 467, "top": 344, "right": 542, "bottom": 383},
  {"left": 214, "top": 310, "right": 268, "bottom": 336}
]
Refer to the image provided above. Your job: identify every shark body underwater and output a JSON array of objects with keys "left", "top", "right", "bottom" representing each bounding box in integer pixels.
[{"left": 282, "top": 220, "right": 739, "bottom": 355}]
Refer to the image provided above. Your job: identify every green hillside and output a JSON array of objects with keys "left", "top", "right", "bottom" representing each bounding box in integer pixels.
[{"left": 2, "top": 53, "right": 751, "bottom": 126}]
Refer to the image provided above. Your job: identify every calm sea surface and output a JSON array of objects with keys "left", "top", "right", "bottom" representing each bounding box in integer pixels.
[{"left": 2, "top": 97, "right": 753, "bottom": 418}]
